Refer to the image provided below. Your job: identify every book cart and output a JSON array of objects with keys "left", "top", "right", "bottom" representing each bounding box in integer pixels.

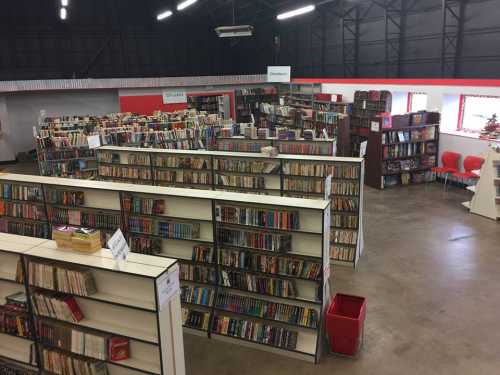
[
  {"left": 0, "top": 174, "right": 331, "bottom": 363},
  {"left": 0, "top": 232, "right": 184, "bottom": 375},
  {"left": 95, "top": 146, "right": 365, "bottom": 268}
]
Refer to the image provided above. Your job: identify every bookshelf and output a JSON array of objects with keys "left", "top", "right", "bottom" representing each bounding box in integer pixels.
[
  {"left": 0, "top": 232, "right": 185, "bottom": 375},
  {"left": 465, "top": 146, "right": 500, "bottom": 220},
  {"left": 366, "top": 123, "right": 440, "bottom": 189},
  {"left": 235, "top": 88, "right": 278, "bottom": 123},
  {"left": 188, "top": 95, "right": 221, "bottom": 115},
  {"left": 95, "top": 146, "right": 365, "bottom": 267},
  {"left": 0, "top": 174, "right": 330, "bottom": 363}
]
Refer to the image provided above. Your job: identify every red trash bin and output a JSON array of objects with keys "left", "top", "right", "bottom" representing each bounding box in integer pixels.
[{"left": 326, "top": 293, "right": 367, "bottom": 356}]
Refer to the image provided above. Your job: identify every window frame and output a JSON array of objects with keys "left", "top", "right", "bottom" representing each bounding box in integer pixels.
[
  {"left": 406, "top": 92, "right": 428, "bottom": 113},
  {"left": 457, "top": 94, "right": 500, "bottom": 132}
]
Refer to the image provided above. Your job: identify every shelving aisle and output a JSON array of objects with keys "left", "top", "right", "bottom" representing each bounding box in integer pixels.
[{"left": 0, "top": 174, "right": 331, "bottom": 363}]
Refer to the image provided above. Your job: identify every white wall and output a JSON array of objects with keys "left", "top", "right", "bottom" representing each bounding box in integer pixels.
[
  {"left": 323, "top": 82, "right": 496, "bottom": 169},
  {"left": 0, "top": 96, "right": 16, "bottom": 162},
  {"left": 3, "top": 89, "right": 119, "bottom": 158}
]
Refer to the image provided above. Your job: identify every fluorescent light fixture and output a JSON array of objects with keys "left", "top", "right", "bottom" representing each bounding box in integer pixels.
[
  {"left": 60, "top": 7, "right": 67, "bottom": 20},
  {"left": 277, "top": 5, "right": 315, "bottom": 20},
  {"left": 156, "top": 10, "right": 173, "bottom": 20},
  {"left": 215, "top": 25, "right": 254, "bottom": 38},
  {"left": 61, "top": 0, "right": 68, "bottom": 6},
  {"left": 177, "top": 0, "right": 197, "bottom": 11}
]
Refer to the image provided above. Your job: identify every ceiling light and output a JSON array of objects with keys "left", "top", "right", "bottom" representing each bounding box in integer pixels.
[
  {"left": 277, "top": 5, "right": 315, "bottom": 20},
  {"left": 61, "top": 0, "right": 68, "bottom": 6},
  {"left": 60, "top": 7, "right": 67, "bottom": 20},
  {"left": 157, "top": 10, "right": 173, "bottom": 21},
  {"left": 215, "top": 25, "right": 254, "bottom": 38},
  {"left": 177, "top": 0, "right": 198, "bottom": 11}
]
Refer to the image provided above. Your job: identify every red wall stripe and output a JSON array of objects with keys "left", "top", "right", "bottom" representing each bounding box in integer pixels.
[{"left": 292, "top": 78, "right": 500, "bottom": 87}]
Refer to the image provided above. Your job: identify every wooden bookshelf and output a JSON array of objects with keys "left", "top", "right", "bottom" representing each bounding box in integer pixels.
[
  {"left": 366, "top": 124, "right": 440, "bottom": 189},
  {"left": 95, "top": 146, "right": 365, "bottom": 268},
  {"left": 0, "top": 232, "right": 185, "bottom": 375},
  {"left": 0, "top": 174, "right": 331, "bottom": 363},
  {"left": 235, "top": 88, "right": 278, "bottom": 123}
]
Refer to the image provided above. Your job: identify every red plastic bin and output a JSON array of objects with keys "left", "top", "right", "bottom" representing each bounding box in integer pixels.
[{"left": 326, "top": 294, "right": 367, "bottom": 356}]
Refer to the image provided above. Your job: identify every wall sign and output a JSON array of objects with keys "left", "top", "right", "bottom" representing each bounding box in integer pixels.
[
  {"left": 162, "top": 90, "right": 187, "bottom": 104},
  {"left": 267, "top": 66, "right": 291, "bottom": 83}
]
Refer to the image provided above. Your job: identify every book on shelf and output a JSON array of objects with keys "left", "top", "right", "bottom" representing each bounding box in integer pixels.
[
  {"left": 0, "top": 184, "right": 44, "bottom": 202},
  {"left": 192, "top": 245, "right": 214, "bottom": 263},
  {"left": 122, "top": 195, "right": 165, "bottom": 215},
  {"left": 28, "top": 261, "right": 97, "bottom": 297},
  {"left": 216, "top": 174, "right": 265, "bottom": 189},
  {"left": 47, "top": 190, "right": 85, "bottom": 207},
  {"left": 48, "top": 207, "right": 121, "bottom": 230},
  {"left": 42, "top": 348, "right": 108, "bottom": 375},
  {"left": 181, "top": 286, "right": 215, "bottom": 307},
  {"left": 215, "top": 204, "right": 300, "bottom": 231},
  {"left": 215, "top": 291, "right": 318, "bottom": 328},
  {"left": 331, "top": 245, "right": 356, "bottom": 262},
  {"left": 0, "top": 292, "right": 31, "bottom": 339},
  {"left": 331, "top": 229, "right": 358, "bottom": 246},
  {"left": 218, "top": 269, "right": 297, "bottom": 298},
  {"left": 129, "top": 236, "right": 162, "bottom": 255},
  {"left": 218, "top": 228, "right": 292, "bottom": 253},
  {"left": 181, "top": 308, "right": 211, "bottom": 330},
  {"left": 155, "top": 170, "right": 212, "bottom": 185},
  {"left": 0, "top": 201, "right": 47, "bottom": 221},
  {"left": 31, "top": 291, "right": 84, "bottom": 323},
  {"left": 282, "top": 162, "right": 360, "bottom": 179},
  {"left": 0, "top": 360, "right": 38, "bottom": 375},
  {"left": 98, "top": 166, "right": 151, "bottom": 180},
  {"left": 155, "top": 156, "right": 211, "bottom": 169},
  {"left": 180, "top": 263, "right": 216, "bottom": 284},
  {"left": 211, "top": 314, "right": 299, "bottom": 350},
  {"left": 214, "top": 159, "right": 279, "bottom": 174},
  {"left": 0, "top": 220, "right": 49, "bottom": 239}
]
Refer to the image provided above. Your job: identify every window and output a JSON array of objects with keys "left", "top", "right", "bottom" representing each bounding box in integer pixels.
[
  {"left": 460, "top": 95, "right": 500, "bottom": 132},
  {"left": 408, "top": 93, "right": 428, "bottom": 113}
]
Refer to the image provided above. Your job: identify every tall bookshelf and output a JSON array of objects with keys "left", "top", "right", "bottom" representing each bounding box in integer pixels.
[
  {"left": 366, "top": 123, "right": 440, "bottom": 189},
  {"left": 0, "top": 232, "right": 185, "bottom": 375},
  {"left": 0, "top": 174, "right": 330, "bottom": 363},
  {"left": 235, "top": 88, "right": 278, "bottom": 123},
  {"left": 95, "top": 146, "right": 365, "bottom": 267}
]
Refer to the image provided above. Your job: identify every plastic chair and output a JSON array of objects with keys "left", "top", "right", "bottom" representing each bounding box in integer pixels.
[
  {"left": 452, "top": 155, "right": 485, "bottom": 184},
  {"left": 432, "top": 151, "right": 461, "bottom": 189}
]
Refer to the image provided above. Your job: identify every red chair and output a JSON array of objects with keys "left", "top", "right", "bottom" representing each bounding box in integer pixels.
[
  {"left": 452, "top": 156, "right": 485, "bottom": 184},
  {"left": 432, "top": 151, "right": 461, "bottom": 188}
]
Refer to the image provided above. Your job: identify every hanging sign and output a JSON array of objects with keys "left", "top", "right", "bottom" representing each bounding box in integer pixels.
[
  {"left": 267, "top": 66, "right": 291, "bottom": 83},
  {"left": 162, "top": 90, "right": 188, "bottom": 104}
]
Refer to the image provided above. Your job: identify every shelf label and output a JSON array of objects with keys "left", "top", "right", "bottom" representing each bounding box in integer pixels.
[
  {"left": 325, "top": 175, "right": 332, "bottom": 200},
  {"left": 163, "top": 90, "right": 187, "bottom": 104},
  {"left": 370, "top": 121, "right": 380, "bottom": 132},
  {"left": 267, "top": 66, "right": 291, "bottom": 83},
  {"left": 107, "top": 229, "right": 129, "bottom": 262},
  {"left": 359, "top": 141, "right": 368, "bottom": 158},
  {"left": 157, "top": 267, "right": 180, "bottom": 311},
  {"left": 87, "top": 135, "right": 101, "bottom": 149}
]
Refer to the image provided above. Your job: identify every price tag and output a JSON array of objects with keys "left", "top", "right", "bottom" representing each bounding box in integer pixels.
[
  {"left": 156, "top": 267, "right": 180, "bottom": 311},
  {"left": 107, "top": 229, "right": 129, "bottom": 262},
  {"left": 87, "top": 135, "right": 101, "bottom": 149}
]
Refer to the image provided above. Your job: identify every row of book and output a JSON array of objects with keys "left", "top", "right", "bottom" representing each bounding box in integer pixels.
[
  {"left": 37, "top": 133, "right": 90, "bottom": 149},
  {"left": 278, "top": 143, "right": 332, "bottom": 156},
  {"left": 49, "top": 208, "right": 121, "bottom": 231},
  {"left": 42, "top": 348, "right": 108, "bottom": 375},
  {"left": 31, "top": 291, "right": 83, "bottom": 323},
  {"left": 214, "top": 159, "right": 279, "bottom": 175},
  {"left": 383, "top": 143, "right": 436, "bottom": 160},
  {"left": 331, "top": 197, "right": 359, "bottom": 212},
  {"left": 38, "top": 320, "right": 129, "bottom": 361},
  {"left": 128, "top": 153, "right": 149, "bottom": 166},
  {"left": 0, "top": 220, "right": 49, "bottom": 239},
  {"left": 0, "top": 184, "right": 43, "bottom": 202},
  {"left": 47, "top": 190, "right": 85, "bottom": 207},
  {"left": 331, "top": 214, "right": 358, "bottom": 229},
  {"left": 129, "top": 237, "right": 162, "bottom": 255},
  {"left": 192, "top": 245, "right": 214, "bottom": 263},
  {"left": 212, "top": 315, "right": 299, "bottom": 350},
  {"left": 28, "top": 262, "right": 97, "bottom": 297},
  {"left": 180, "top": 264, "right": 216, "bottom": 284},
  {"left": 216, "top": 175, "right": 265, "bottom": 189},
  {"left": 38, "top": 149, "right": 95, "bottom": 162},
  {"left": 39, "top": 161, "right": 96, "bottom": 179},
  {"left": 314, "top": 111, "right": 339, "bottom": 125},
  {"left": 216, "top": 292, "right": 318, "bottom": 328},
  {"left": 219, "top": 270, "right": 297, "bottom": 298},
  {"left": 122, "top": 195, "right": 165, "bottom": 215},
  {"left": 331, "top": 245, "right": 356, "bottom": 262},
  {"left": 0, "top": 360, "right": 37, "bottom": 374},
  {"left": 182, "top": 308, "right": 210, "bottom": 331},
  {"left": 155, "top": 156, "right": 210, "bottom": 170},
  {"left": 97, "top": 153, "right": 120, "bottom": 164},
  {"left": 218, "top": 228, "right": 292, "bottom": 253},
  {"left": 0, "top": 295, "right": 31, "bottom": 339},
  {"left": 282, "top": 162, "right": 360, "bottom": 179},
  {"left": 155, "top": 170, "right": 212, "bottom": 185},
  {"left": 0, "top": 202, "right": 47, "bottom": 221},
  {"left": 215, "top": 205, "right": 300, "bottom": 230},
  {"left": 331, "top": 229, "right": 358, "bottom": 246},
  {"left": 216, "top": 141, "right": 264, "bottom": 153},
  {"left": 219, "top": 248, "right": 321, "bottom": 280},
  {"left": 97, "top": 166, "right": 151, "bottom": 180},
  {"left": 181, "top": 286, "right": 215, "bottom": 306}
]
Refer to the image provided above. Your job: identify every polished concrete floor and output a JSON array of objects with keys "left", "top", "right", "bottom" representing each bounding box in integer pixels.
[{"left": 4, "top": 162, "right": 500, "bottom": 375}]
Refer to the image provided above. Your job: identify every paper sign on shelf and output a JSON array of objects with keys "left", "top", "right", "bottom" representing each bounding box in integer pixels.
[
  {"left": 267, "top": 66, "right": 291, "bottom": 83},
  {"left": 325, "top": 175, "right": 332, "bottom": 201},
  {"left": 323, "top": 208, "right": 331, "bottom": 284},
  {"left": 163, "top": 90, "right": 187, "bottom": 104},
  {"left": 359, "top": 141, "right": 368, "bottom": 158},
  {"left": 87, "top": 135, "right": 101, "bottom": 149},
  {"left": 107, "top": 229, "right": 129, "bottom": 262},
  {"left": 156, "top": 267, "right": 180, "bottom": 311},
  {"left": 370, "top": 121, "right": 380, "bottom": 132}
]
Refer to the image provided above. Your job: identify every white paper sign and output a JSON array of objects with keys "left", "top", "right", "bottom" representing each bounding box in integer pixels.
[
  {"left": 323, "top": 208, "right": 331, "bottom": 283},
  {"left": 370, "top": 121, "right": 380, "bottom": 132},
  {"left": 325, "top": 175, "right": 332, "bottom": 200},
  {"left": 359, "top": 141, "right": 368, "bottom": 158},
  {"left": 267, "top": 66, "right": 291, "bottom": 83},
  {"left": 87, "top": 135, "right": 101, "bottom": 149},
  {"left": 162, "top": 91, "right": 187, "bottom": 104},
  {"left": 107, "top": 229, "right": 129, "bottom": 262},
  {"left": 156, "top": 267, "right": 180, "bottom": 311}
]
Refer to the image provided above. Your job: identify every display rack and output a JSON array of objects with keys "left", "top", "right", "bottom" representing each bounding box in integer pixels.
[
  {"left": 0, "top": 174, "right": 331, "bottom": 363},
  {"left": 0, "top": 232, "right": 185, "bottom": 375},
  {"left": 95, "top": 146, "right": 365, "bottom": 267},
  {"left": 366, "top": 123, "right": 440, "bottom": 189},
  {"left": 464, "top": 145, "right": 500, "bottom": 220}
]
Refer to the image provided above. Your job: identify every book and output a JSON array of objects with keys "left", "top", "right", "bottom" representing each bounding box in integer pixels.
[{"left": 31, "top": 291, "right": 84, "bottom": 323}]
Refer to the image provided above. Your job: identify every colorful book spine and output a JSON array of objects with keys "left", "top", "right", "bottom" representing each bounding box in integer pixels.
[
  {"left": 179, "top": 264, "right": 216, "bottom": 284},
  {"left": 218, "top": 269, "right": 297, "bottom": 298},
  {"left": 216, "top": 205, "right": 300, "bottom": 230},
  {"left": 218, "top": 228, "right": 291, "bottom": 253},
  {"left": 0, "top": 184, "right": 43, "bottom": 202},
  {"left": 181, "top": 308, "right": 210, "bottom": 330},
  {"left": 180, "top": 286, "right": 215, "bottom": 306}
]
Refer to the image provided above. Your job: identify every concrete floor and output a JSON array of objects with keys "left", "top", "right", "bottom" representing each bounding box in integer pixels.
[{"left": 4, "top": 162, "right": 500, "bottom": 375}]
